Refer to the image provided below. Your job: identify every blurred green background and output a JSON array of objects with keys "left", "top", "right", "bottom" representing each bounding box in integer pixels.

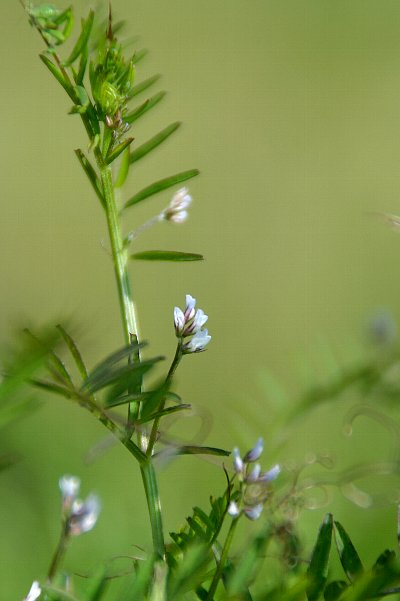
[{"left": 3, "top": 0, "right": 400, "bottom": 597}]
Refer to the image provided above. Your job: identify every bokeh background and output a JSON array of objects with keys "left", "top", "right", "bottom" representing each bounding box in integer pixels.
[{"left": 3, "top": 0, "right": 400, "bottom": 597}]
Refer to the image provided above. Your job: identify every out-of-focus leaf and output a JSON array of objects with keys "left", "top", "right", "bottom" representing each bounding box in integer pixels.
[
  {"left": 130, "top": 122, "right": 181, "bottom": 164},
  {"left": 334, "top": 521, "right": 364, "bottom": 582},
  {"left": 131, "top": 251, "right": 203, "bottom": 262},
  {"left": 83, "top": 357, "right": 163, "bottom": 394},
  {"left": 137, "top": 382, "right": 170, "bottom": 421},
  {"left": 324, "top": 581, "right": 348, "bottom": 601},
  {"left": 41, "top": 586, "right": 81, "bottom": 601},
  {"left": 373, "top": 549, "right": 396, "bottom": 572},
  {"left": 56, "top": 324, "right": 88, "bottom": 381},
  {"left": 132, "top": 48, "right": 148, "bottom": 63},
  {"left": 139, "top": 404, "right": 191, "bottom": 424},
  {"left": 124, "top": 169, "right": 199, "bottom": 209},
  {"left": 170, "top": 445, "right": 230, "bottom": 457},
  {"left": 63, "top": 10, "right": 94, "bottom": 66},
  {"left": 167, "top": 543, "right": 210, "bottom": 599},
  {"left": 84, "top": 343, "right": 145, "bottom": 386},
  {"left": 119, "top": 557, "right": 155, "bottom": 601},
  {"left": 129, "top": 74, "right": 161, "bottom": 98},
  {"left": 125, "top": 92, "right": 166, "bottom": 125},
  {"left": 82, "top": 566, "right": 108, "bottom": 601},
  {"left": 30, "top": 379, "right": 74, "bottom": 400},
  {"left": 227, "top": 529, "right": 271, "bottom": 596},
  {"left": 306, "top": 513, "right": 333, "bottom": 601}
]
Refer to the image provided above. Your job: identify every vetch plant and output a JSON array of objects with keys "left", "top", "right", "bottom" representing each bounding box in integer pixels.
[{"left": 8, "top": 2, "right": 400, "bottom": 600}]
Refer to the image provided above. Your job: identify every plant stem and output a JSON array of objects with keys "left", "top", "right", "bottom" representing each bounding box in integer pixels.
[
  {"left": 146, "top": 343, "right": 183, "bottom": 457},
  {"left": 206, "top": 518, "right": 239, "bottom": 601},
  {"left": 141, "top": 461, "right": 166, "bottom": 559},
  {"left": 47, "top": 522, "right": 69, "bottom": 582},
  {"left": 94, "top": 150, "right": 165, "bottom": 558},
  {"left": 96, "top": 152, "right": 139, "bottom": 348}
]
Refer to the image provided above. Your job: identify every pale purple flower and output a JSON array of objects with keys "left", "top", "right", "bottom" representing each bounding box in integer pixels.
[
  {"left": 258, "top": 464, "right": 281, "bottom": 483},
  {"left": 244, "top": 504, "right": 264, "bottom": 521},
  {"left": 68, "top": 494, "right": 101, "bottom": 536},
  {"left": 244, "top": 438, "right": 264, "bottom": 463},
  {"left": 246, "top": 463, "right": 262, "bottom": 483},
  {"left": 23, "top": 581, "right": 41, "bottom": 601}
]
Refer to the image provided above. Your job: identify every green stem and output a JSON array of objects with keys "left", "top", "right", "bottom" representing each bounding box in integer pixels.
[
  {"left": 206, "top": 518, "right": 239, "bottom": 601},
  {"left": 96, "top": 152, "right": 139, "bottom": 347},
  {"left": 47, "top": 522, "right": 70, "bottom": 582},
  {"left": 146, "top": 343, "right": 183, "bottom": 457},
  {"left": 141, "top": 460, "right": 166, "bottom": 559},
  {"left": 94, "top": 151, "right": 165, "bottom": 557}
]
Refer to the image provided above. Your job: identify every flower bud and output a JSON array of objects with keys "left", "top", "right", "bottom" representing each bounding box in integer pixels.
[
  {"left": 258, "top": 464, "right": 281, "bottom": 483},
  {"left": 243, "top": 438, "right": 264, "bottom": 463},
  {"left": 228, "top": 501, "right": 240, "bottom": 518},
  {"left": 23, "top": 581, "right": 41, "bottom": 601}
]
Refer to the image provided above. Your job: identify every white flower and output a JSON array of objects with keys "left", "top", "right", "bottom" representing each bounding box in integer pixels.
[
  {"left": 183, "top": 328, "right": 211, "bottom": 353},
  {"left": 227, "top": 501, "right": 240, "bottom": 518},
  {"left": 163, "top": 187, "right": 192, "bottom": 223},
  {"left": 59, "top": 475, "right": 80, "bottom": 514},
  {"left": 173, "top": 306, "right": 185, "bottom": 336},
  {"left": 23, "top": 581, "right": 41, "bottom": 601},
  {"left": 184, "top": 294, "right": 196, "bottom": 321},
  {"left": 174, "top": 294, "right": 211, "bottom": 352},
  {"left": 184, "top": 308, "right": 208, "bottom": 335},
  {"left": 69, "top": 494, "right": 101, "bottom": 536}
]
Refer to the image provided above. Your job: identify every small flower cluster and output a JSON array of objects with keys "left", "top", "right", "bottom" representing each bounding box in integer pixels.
[
  {"left": 59, "top": 475, "right": 101, "bottom": 536},
  {"left": 228, "top": 438, "right": 280, "bottom": 521},
  {"left": 163, "top": 187, "right": 193, "bottom": 224},
  {"left": 174, "top": 294, "right": 211, "bottom": 353}
]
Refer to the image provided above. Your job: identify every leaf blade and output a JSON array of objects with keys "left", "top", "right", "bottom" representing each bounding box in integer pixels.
[
  {"left": 131, "top": 251, "right": 204, "bottom": 262},
  {"left": 307, "top": 513, "right": 333, "bottom": 601},
  {"left": 124, "top": 169, "right": 199, "bottom": 209},
  {"left": 129, "top": 122, "right": 181, "bottom": 164}
]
